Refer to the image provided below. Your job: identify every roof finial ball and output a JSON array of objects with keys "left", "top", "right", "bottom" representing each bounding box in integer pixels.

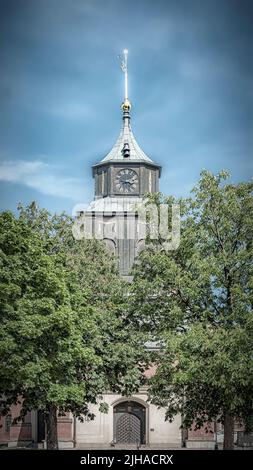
[{"left": 121, "top": 98, "right": 131, "bottom": 112}]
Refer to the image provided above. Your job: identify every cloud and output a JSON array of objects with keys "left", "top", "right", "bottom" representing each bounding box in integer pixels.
[{"left": 0, "top": 159, "right": 85, "bottom": 201}]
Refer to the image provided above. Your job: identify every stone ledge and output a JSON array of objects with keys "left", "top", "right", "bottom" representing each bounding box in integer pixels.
[
  {"left": 8, "top": 441, "right": 33, "bottom": 448},
  {"left": 58, "top": 441, "right": 74, "bottom": 449},
  {"left": 186, "top": 440, "right": 215, "bottom": 449},
  {"left": 76, "top": 443, "right": 182, "bottom": 450}
]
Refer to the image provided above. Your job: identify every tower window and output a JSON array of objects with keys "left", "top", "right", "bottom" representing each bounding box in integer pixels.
[{"left": 122, "top": 143, "right": 130, "bottom": 158}]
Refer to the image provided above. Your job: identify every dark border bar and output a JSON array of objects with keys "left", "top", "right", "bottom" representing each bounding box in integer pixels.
[{"left": 0, "top": 449, "right": 252, "bottom": 467}]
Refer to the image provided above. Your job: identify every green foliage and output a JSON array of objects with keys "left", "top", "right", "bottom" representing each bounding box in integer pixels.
[
  {"left": 131, "top": 171, "right": 253, "bottom": 431},
  {"left": 150, "top": 322, "right": 253, "bottom": 428},
  {"left": 0, "top": 204, "right": 147, "bottom": 427}
]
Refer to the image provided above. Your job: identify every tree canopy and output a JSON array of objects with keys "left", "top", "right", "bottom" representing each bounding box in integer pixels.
[
  {"left": 131, "top": 171, "right": 253, "bottom": 449},
  {"left": 0, "top": 204, "right": 147, "bottom": 448}
]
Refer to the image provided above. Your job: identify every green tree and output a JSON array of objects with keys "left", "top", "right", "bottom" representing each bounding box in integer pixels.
[
  {"left": 0, "top": 205, "right": 147, "bottom": 449},
  {"left": 131, "top": 171, "right": 253, "bottom": 449}
]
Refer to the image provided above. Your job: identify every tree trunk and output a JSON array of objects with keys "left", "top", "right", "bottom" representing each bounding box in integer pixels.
[
  {"left": 223, "top": 412, "right": 234, "bottom": 449},
  {"left": 181, "top": 426, "right": 188, "bottom": 448},
  {"left": 45, "top": 405, "right": 58, "bottom": 450}
]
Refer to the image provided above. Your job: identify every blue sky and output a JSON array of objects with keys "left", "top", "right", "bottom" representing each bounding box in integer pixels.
[{"left": 0, "top": 0, "right": 252, "bottom": 214}]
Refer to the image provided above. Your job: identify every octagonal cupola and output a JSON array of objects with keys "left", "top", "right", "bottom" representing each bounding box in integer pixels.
[{"left": 91, "top": 50, "right": 161, "bottom": 201}]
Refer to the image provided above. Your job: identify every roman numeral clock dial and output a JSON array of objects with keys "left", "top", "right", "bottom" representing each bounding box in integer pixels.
[{"left": 115, "top": 169, "right": 139, "bottom": 194}]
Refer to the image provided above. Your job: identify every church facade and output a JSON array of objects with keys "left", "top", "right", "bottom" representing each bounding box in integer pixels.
[{"left": 73, "top": 77, "right": 182, "bottom": 449}]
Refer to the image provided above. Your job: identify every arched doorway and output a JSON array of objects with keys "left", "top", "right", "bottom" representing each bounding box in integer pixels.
[{"left": 113, "top": 400, "right": 146, "bottom": 445}]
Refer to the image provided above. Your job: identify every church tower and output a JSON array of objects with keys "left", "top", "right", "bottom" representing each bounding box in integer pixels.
[{"left": 86, "top": 50, "right": 161, "bottom": 277}]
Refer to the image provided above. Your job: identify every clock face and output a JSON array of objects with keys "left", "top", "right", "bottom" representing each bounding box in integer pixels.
[{"left": 115, "top": 169, "right": 139, "bottom": 194}]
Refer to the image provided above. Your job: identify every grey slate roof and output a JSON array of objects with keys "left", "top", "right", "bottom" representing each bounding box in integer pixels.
[{"left": 100, "top": 113, "right": 153, "bottom": 163}]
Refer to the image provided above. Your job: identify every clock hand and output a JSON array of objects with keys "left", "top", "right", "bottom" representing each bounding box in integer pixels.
[{"left": 122, "top": 179, "right": 133, "bottom": 184}]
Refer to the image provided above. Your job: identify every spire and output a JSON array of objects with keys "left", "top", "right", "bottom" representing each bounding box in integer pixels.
[
  {"left": 120, "top": 48, "right": 131, "bottom": 123},
  {"left": 99, "top": 50, "right": 153, "bottom": 163},
  {"left": 122, "top": 49, "right": 129, "bottom": 101}
]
